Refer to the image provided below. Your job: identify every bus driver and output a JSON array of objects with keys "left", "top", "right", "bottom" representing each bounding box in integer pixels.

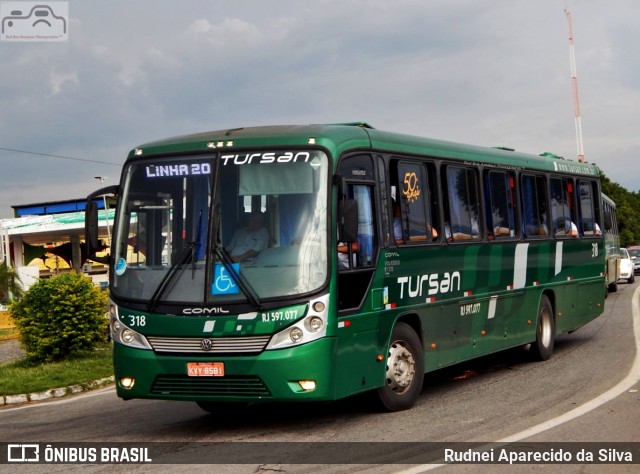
[{"left": 227, "top": 212, "right": 269, "bottom": 262}]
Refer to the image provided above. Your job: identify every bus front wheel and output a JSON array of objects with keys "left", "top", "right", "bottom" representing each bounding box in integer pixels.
[
  {"left": 530, "top": 295, "right": 555, "bottom": 361},
  {"left": 376, "top": 322, "right": 424, "bottom": 411}
]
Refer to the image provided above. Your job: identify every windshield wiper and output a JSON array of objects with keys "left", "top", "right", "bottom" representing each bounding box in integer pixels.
[
  {"left": 210, "top": 197, "right": 263, "bottom": 311},
  {"left": 213, "top": 244, "right": 263, "bottom": 311},
  {"left": 147, "top": 242, "right": 195, "bottom": 313}
]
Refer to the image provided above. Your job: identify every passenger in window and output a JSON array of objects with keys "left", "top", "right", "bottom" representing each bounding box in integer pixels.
[
  {"left": 489, "top": 213, "right": 512, "bottom": 238},
  {"left": 583, "top": 221, "right": 601, "bottom": 236},
  {"left": 554, "top": 218, "right": 578, "bottom": 237},
  {"left": 394, "top": 202, "right": 438, "bottom": 242},
  {"left": 445, "top": 219, "right": 478, "bottom": 241},
  {"left": 227, "top": 212, "right": 269, "bottom": 262},
  {"left": 337, "top": 241, "right": 359, "bottom": 269},
  {"left": 526, "top": 220, "right": 548, "bottom": 237},
  {"left": 429, "top": 224, "right": 438, "bottom": 240},
  {"left": 493, "top": 225, "right": 511, "bottom": 237},
  {"left": 594, "top": 222, "right": 601, "bottom": 235}
]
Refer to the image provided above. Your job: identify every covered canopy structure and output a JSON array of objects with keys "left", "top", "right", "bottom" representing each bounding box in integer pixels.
[{"left": 0, "top": 199, "right": 112, "bottom": 290}]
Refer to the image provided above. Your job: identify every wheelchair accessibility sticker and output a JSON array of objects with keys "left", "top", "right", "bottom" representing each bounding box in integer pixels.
[
  {"left": 212, "top": 263, "right": 240, "bottom": 295},
  {"left": 1, "top": 2, "right": 68, "bottom": 41}
]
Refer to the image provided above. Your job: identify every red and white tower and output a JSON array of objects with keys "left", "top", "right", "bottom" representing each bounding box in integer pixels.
[{"left": 565, "top": 6, "right": 585, "bottom": 163}]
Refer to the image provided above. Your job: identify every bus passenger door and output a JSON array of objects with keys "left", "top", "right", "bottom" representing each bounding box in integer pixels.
[
  {"left": 336, "top": 155, "right": 378, "bottom": 311},
  {"left": 334, "top": 155, "right": 382, "bottom": 397},
  {"left": 337, "top": 182, "right": 377, "bottom": 310}
]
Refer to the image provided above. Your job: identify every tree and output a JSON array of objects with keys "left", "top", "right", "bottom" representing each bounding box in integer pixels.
[
  {"left": 601, "top": 174, "right": 640, "bottom": 247},
  {"left": 0, "top": 261, "right": 23, "bottom": 303},
  {"left": 10, "top": 272, "right": 108, "bottom": 362}
]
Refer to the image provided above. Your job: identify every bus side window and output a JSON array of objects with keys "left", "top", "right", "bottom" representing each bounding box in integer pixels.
[
  {"left": 394, "top": 161, "right": 438, "bottom": 244},
  {"left": 550, "top": 177, "right": 578, "bottom": 238},
  {"left": 578, "top": 180, "right": 600, "bottom": 236},
  {"left": 485, "top": 170, "right": 516, "bottom": 239},
  {"left": 444, "top": 166, "right": 481, "bottom": 241},
  {"left": 521, "top": 174, "right": 549, "bottom": 238},
  {"left": 337, "top": 184, "right": 375, "bottom": 269}
]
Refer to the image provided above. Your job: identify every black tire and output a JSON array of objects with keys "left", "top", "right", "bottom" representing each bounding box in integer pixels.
[
  {"left": 608, "top": 281, "right": 618, "bottom": 293},
  {"left": 530, "top": 295, "right": 555, "bottom": 361},
  {"left": 629, "top": 274, "right": 635, "bottom": 284},
  {"left": 376, "top": 322, "right": 424, "bottom": 411}
]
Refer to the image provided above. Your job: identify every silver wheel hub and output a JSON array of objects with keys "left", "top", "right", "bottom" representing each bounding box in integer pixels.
[
  {"left": 386, "top": 341, "right": 416, "bottom": 394},
  {"left": 540, "top": 310, "right": 552, "bottom": 347}
]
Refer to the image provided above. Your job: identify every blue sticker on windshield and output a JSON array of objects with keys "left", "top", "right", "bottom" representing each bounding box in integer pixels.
[
  {"left": 115, "top": 258, "right": 127, "bottom": 276},
  {"left": 212, "top": 263, "right": 240, "bottom": 295}
]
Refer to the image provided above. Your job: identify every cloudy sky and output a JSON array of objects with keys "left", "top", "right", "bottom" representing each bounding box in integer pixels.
[{"left": 1, "top": 0, "right": 638, "bottom": 219}]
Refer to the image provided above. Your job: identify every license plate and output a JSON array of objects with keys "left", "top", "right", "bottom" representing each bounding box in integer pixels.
[{"left": 187, "top": 362, "right": 225, "bottom": 377}]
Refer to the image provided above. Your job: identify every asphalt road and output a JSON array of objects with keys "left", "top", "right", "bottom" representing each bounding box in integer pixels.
[{"left": 1, "top": 280, "right": 638, "bottom": 474}]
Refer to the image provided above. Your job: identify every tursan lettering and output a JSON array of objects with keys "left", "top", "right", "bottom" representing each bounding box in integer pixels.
[
  {"left": 553, "top": 161, "right": 596, "bottom": 175},
  {"left": 397, "top": 271, "right": 461, "bottom": 298},
  {"left": 220, "top": 151, "right": 311, "bottom": 166}
]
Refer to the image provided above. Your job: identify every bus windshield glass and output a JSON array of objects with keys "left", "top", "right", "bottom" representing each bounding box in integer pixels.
[{"left": 111, "top": 150, "right": 329, "bottom": 306}]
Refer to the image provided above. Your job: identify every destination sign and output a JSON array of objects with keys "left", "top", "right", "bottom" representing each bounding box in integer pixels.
[{"left": 145, "top": 162, "right": 212, "bottom": 178}]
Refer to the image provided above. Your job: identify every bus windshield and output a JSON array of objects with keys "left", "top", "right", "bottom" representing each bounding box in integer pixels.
[{"left": 111, "top": 150, "right": 329, "bottom": 307}]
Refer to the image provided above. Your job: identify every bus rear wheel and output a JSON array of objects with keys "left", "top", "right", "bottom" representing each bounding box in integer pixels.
[
  {"left": 530, "top": 295, "right": 555, "bottom": 361},
  {"left": 376, "top": 322, "right": 424, "bottom": 411}
]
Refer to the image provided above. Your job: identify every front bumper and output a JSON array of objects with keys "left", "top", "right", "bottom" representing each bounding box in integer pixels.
[{"left": 113, "top": 337, "right": 337, "bottom": 403}]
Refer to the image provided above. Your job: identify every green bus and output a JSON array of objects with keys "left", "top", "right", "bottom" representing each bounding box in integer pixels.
[
  {"left": 601, "top": 193, "right": 621, "bottom": 293},
  {"left": 86, "top": 123, "right": 608, "bottom": 412}
]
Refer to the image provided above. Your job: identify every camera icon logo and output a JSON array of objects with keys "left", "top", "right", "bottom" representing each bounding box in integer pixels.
[
  {"left": 1, "top": 2, "right": 68, "bottom": 41},
  {"left": 7, "top": 444, "right": 40, "bottom": 463}
]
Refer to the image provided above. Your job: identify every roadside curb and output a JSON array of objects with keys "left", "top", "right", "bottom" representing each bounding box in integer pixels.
[{"left": 0, "top": 376, "right": 114, "bottom": 407}]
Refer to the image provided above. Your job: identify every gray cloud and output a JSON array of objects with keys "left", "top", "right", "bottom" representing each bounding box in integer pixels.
[{"left": 1, "top": 0, "right": 639, "bottom": 218}]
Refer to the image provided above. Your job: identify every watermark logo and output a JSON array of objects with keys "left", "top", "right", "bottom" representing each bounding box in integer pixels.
[
  {"left": 1, "top": 2, "right": 68, "bottom": 42},
  {"left": 5, "top": 443, "right": 153, "bottom": 464},
  {"left": 7, "top": 444, "right": 39, "bottom": 462}
]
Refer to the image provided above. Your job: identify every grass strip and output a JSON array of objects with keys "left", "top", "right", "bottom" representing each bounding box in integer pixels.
[{"left": 0, "top": 345, "right": 113, "bottom": 396}]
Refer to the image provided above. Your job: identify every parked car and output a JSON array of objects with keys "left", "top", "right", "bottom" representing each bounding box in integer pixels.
[
  {"left": 627, "top": 246, "right": 640, "bottom": 275},
  {"left": 619, "top": 248, "right": 635, "bottom": 283}
]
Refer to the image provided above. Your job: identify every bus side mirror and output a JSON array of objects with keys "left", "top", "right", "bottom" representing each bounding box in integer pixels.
[
  {"left": 338, "top": 198, "right": 358, "bottom": 243},
  {"left": 85, "top": 185, "right": 118, "bottom": 264},
  {"left": 85, "top": 201, "right": 104, "bottom": 261}
]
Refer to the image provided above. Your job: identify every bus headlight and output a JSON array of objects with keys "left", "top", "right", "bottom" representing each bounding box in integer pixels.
[
  {"left": 111, "top": 318, "right": 121, "bottom": 334},
  {"left": 121, "top": 329, "right": 136, "bottom": 344},
  {"left": 289, "top": 327, "right": 304, "bottom": 343},
  {"left": 119, "top": 377, "right": 135, "bottom": 389},
  {"left": 266, "top": 295, "right": 329, "bottom": 350},
  {"left": 109, "top": 303, "right": 152, "bottom": 350},
  {"left": 305, "top": 316, "right": 324, "bottom": 333},
  {"left": 298, "top": 380, "right": 316, "bottom": 391}
]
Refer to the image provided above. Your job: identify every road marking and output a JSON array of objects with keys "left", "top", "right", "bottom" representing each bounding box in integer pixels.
[{"left": 396, "top": 284, "right": 640, "bottom": 473}]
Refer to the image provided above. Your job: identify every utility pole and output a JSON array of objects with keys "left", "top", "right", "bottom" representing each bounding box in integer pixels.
[{"left": 565, "top": 6, "right": 585, "bottom": 163}]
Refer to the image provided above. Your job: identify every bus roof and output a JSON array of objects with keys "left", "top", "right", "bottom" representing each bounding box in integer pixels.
[{"left": 128, "top": 123, "right": 601, "bottom": 178}]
